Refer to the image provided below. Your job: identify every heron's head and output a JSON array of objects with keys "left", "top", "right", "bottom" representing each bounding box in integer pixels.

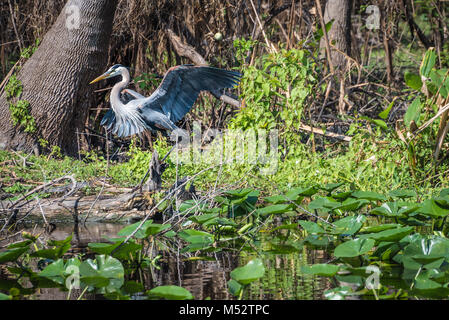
[{"left": 89, "top": 64, "right": 128, "bottom": 84}]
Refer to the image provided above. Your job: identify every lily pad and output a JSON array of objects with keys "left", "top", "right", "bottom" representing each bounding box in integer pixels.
[
  {"left": 79, "top": 255, "right": 124, "bottom": 293},
  {"left": 301, "top": 264, "right": 340, "bottom": 277},
  {"left": 388, "top": 189, "right": 416, "bottom": 199},
  {"left": 417, "top": 199, "right": 449, "bottom": 218},
  {"left": 333, "top": 215, "right": 366, "bottom": 235},
  {"left": 256, "top": 204, "right": 292, "bottom": 217},
  {"left": 333, "top": 199, "right": 369, "bottom": 212},
  {"left": 351, "top": 191, "right": 387, "bottom": 202},
  {"left": 359, "top": 227, "right": 414, "bottom": 242},
  {"left": 334, "top": 238, "right": 375, "bottom": 258},
  {"left": 147, "top": 285, "right": 194, "bottom": 300},
  {"left": 230, "top": 259, "right": 265, "bottom": 285},
  {"left": 299, "top": 221, "right": 325, "bottom": 234}
]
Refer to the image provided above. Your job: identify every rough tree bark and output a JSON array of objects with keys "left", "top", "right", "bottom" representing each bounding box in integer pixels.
[
  {"left": 320, "top": 0, "right": 353, "bottom": 71},
  {"left": 0, "top": 0, "right": 118, "bottom": 155}
]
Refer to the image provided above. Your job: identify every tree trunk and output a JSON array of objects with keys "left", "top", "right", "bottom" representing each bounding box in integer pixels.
[
  {"left": 0, "top": 0, "right": 118, "bottom": 155},
  {"left": 320, "top": 0, "right": 353, "bottom": 71}
]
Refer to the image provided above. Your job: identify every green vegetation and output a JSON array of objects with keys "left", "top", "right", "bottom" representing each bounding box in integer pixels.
[{"left": 5, "top": 74, "right": 36, "bottom": 133}]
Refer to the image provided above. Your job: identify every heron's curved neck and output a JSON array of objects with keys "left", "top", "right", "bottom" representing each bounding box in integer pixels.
[{"left": 111, "top": 68, "right": 131, "bottom": 111}]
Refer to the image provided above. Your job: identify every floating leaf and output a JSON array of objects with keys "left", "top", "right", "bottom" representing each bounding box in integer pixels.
[
  {"left": 333, "top": 215, "right": 366, "bottom": 235},
  {"left": 299, "top": 221, "right": 325, "bottom": 234},
  {"left": 403, "top": 235, "right": 449, "bottom": 265},
  {"left": 189, "top": 213, "right": 219, "bottom": 224},
  {"left": 145, "top": 223, "right": 171, "bottom": 236},
  {"left": 38, "top": 259, "right": 65, "bottom": 284},
  {"left": 178, "top": 230, "right": 214, "bottom": 244},
  {"left": 352, "top": 191, "right": 386, "bottom": 202},
  {"left": 88, "top": 241, "right": 142, "bottom": 260},
  {"left": 256, "top": 204, "right": 292, "bottom": 217},
  {"left": 308, "top": 197, "right": 339, "bottom": 212},
  {"left": 371, "top": 202, "right": 402, "bottom": 217},
  {"left": 334, "top": 238, "right": 375, "bottom": 258},
  {"left": 7, "top": 240, "right": 32, "bottom": 249},
  {"left": 321, "top": 183, "right": 344, "bottom": 193},
  {"left": 417, "top": 199, "right": 449, "bottom": 218},
  {"left": 359, "top": 227, "right": 414, "bottom": 242},
  {"left": 80, "top": 255, "right": 124, "bottom": 293},
  {"left": 389, "top": 189, "right": 416, "bottom": 199},
  {"left": 147, "top": 285, "right": 194, "bottom": 300},
  {"left": 293, "top": 186, "right": 319, "bottom": 197},
  {"left": 360, "top": 224, "right": 401, "bottom": 234},
  {"left": 331, "top": 192, "right": 352, "bottom": 201},
  {"left": 301, "top": 264, "right": 339, "bottom": 277},
  {"left": 230, "top": 259, "right": 265, "bottom": 285},
  {"left": 227, "top": 279, "right": 243, "bottom": 297},
  {"left": 333, "top": 198, "right": 369, "bottom": 211}
]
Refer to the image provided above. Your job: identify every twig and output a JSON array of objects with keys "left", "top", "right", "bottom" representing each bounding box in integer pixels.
[
  {"left": 412, "top": 102, "right": 449, "bottom": 137},
  {"left": 298, "top": 123, "right": 352, "bottom": 142},
  {"left": 249, "top": 0, "right": 277, "bottom": 53},
  {"left": 35, "top": 196, "right": 48, "bottom": 226}
]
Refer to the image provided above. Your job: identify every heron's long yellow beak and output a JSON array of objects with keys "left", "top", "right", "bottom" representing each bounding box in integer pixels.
[{"left": 89, "top": 74, "right": 108, "bottom": 84}]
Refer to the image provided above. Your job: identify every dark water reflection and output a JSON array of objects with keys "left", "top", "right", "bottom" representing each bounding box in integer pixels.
[{"left": 2, "top": 223, "right": 332, "bottom": 300}]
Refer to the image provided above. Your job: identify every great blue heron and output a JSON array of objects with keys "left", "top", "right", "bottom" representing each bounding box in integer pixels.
[
  {"left": 90, "top": 64, "right": 241, "bottom": 138},
  {"left": 90, "top": 64, "right": 241, "bottom": 189}
]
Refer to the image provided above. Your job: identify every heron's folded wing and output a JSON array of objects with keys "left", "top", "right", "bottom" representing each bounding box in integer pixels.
[{"left": 142, "top": 65, "right": 241, "bottom": 123}]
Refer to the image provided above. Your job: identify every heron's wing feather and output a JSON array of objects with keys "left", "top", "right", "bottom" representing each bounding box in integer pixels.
[
  {"left": 100, "top": 100, "right": 149, "bottom": 138},
  {"left": 142, "top": 65, "right": 241, "bottom": 123},
  {"left": 138, "top": 107, "right": 178, "bottom": 132},
  {"left": 100, "top": 109, "right": 116, "bottom": 130}
]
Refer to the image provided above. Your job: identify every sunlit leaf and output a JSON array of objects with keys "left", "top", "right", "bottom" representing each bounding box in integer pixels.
[
  {"left": 147, "top": 285, "right": 194, "bottom": 300},
  {"left": 404, "top": 97, "right": 422, "bottom": 129},
  {"left": 334, "top": 238, "right": 375, "bottom": 258},
  {"left": 230, "top": 259, "right": 265, "bottom": 285}
]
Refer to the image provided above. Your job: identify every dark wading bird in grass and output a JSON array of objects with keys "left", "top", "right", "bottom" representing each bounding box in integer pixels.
[{"left": 90, "top": 64, "right": 241, "bottom": 189}]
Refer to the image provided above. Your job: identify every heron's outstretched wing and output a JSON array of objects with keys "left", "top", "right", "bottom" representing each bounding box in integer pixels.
[{"left": 141, "top": 65, "right": 241, "bottom": 123}]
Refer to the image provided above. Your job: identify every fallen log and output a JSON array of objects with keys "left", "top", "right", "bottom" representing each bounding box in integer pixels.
[{"left": 0, "top": 192, "right": 149, "bottom": 222}]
